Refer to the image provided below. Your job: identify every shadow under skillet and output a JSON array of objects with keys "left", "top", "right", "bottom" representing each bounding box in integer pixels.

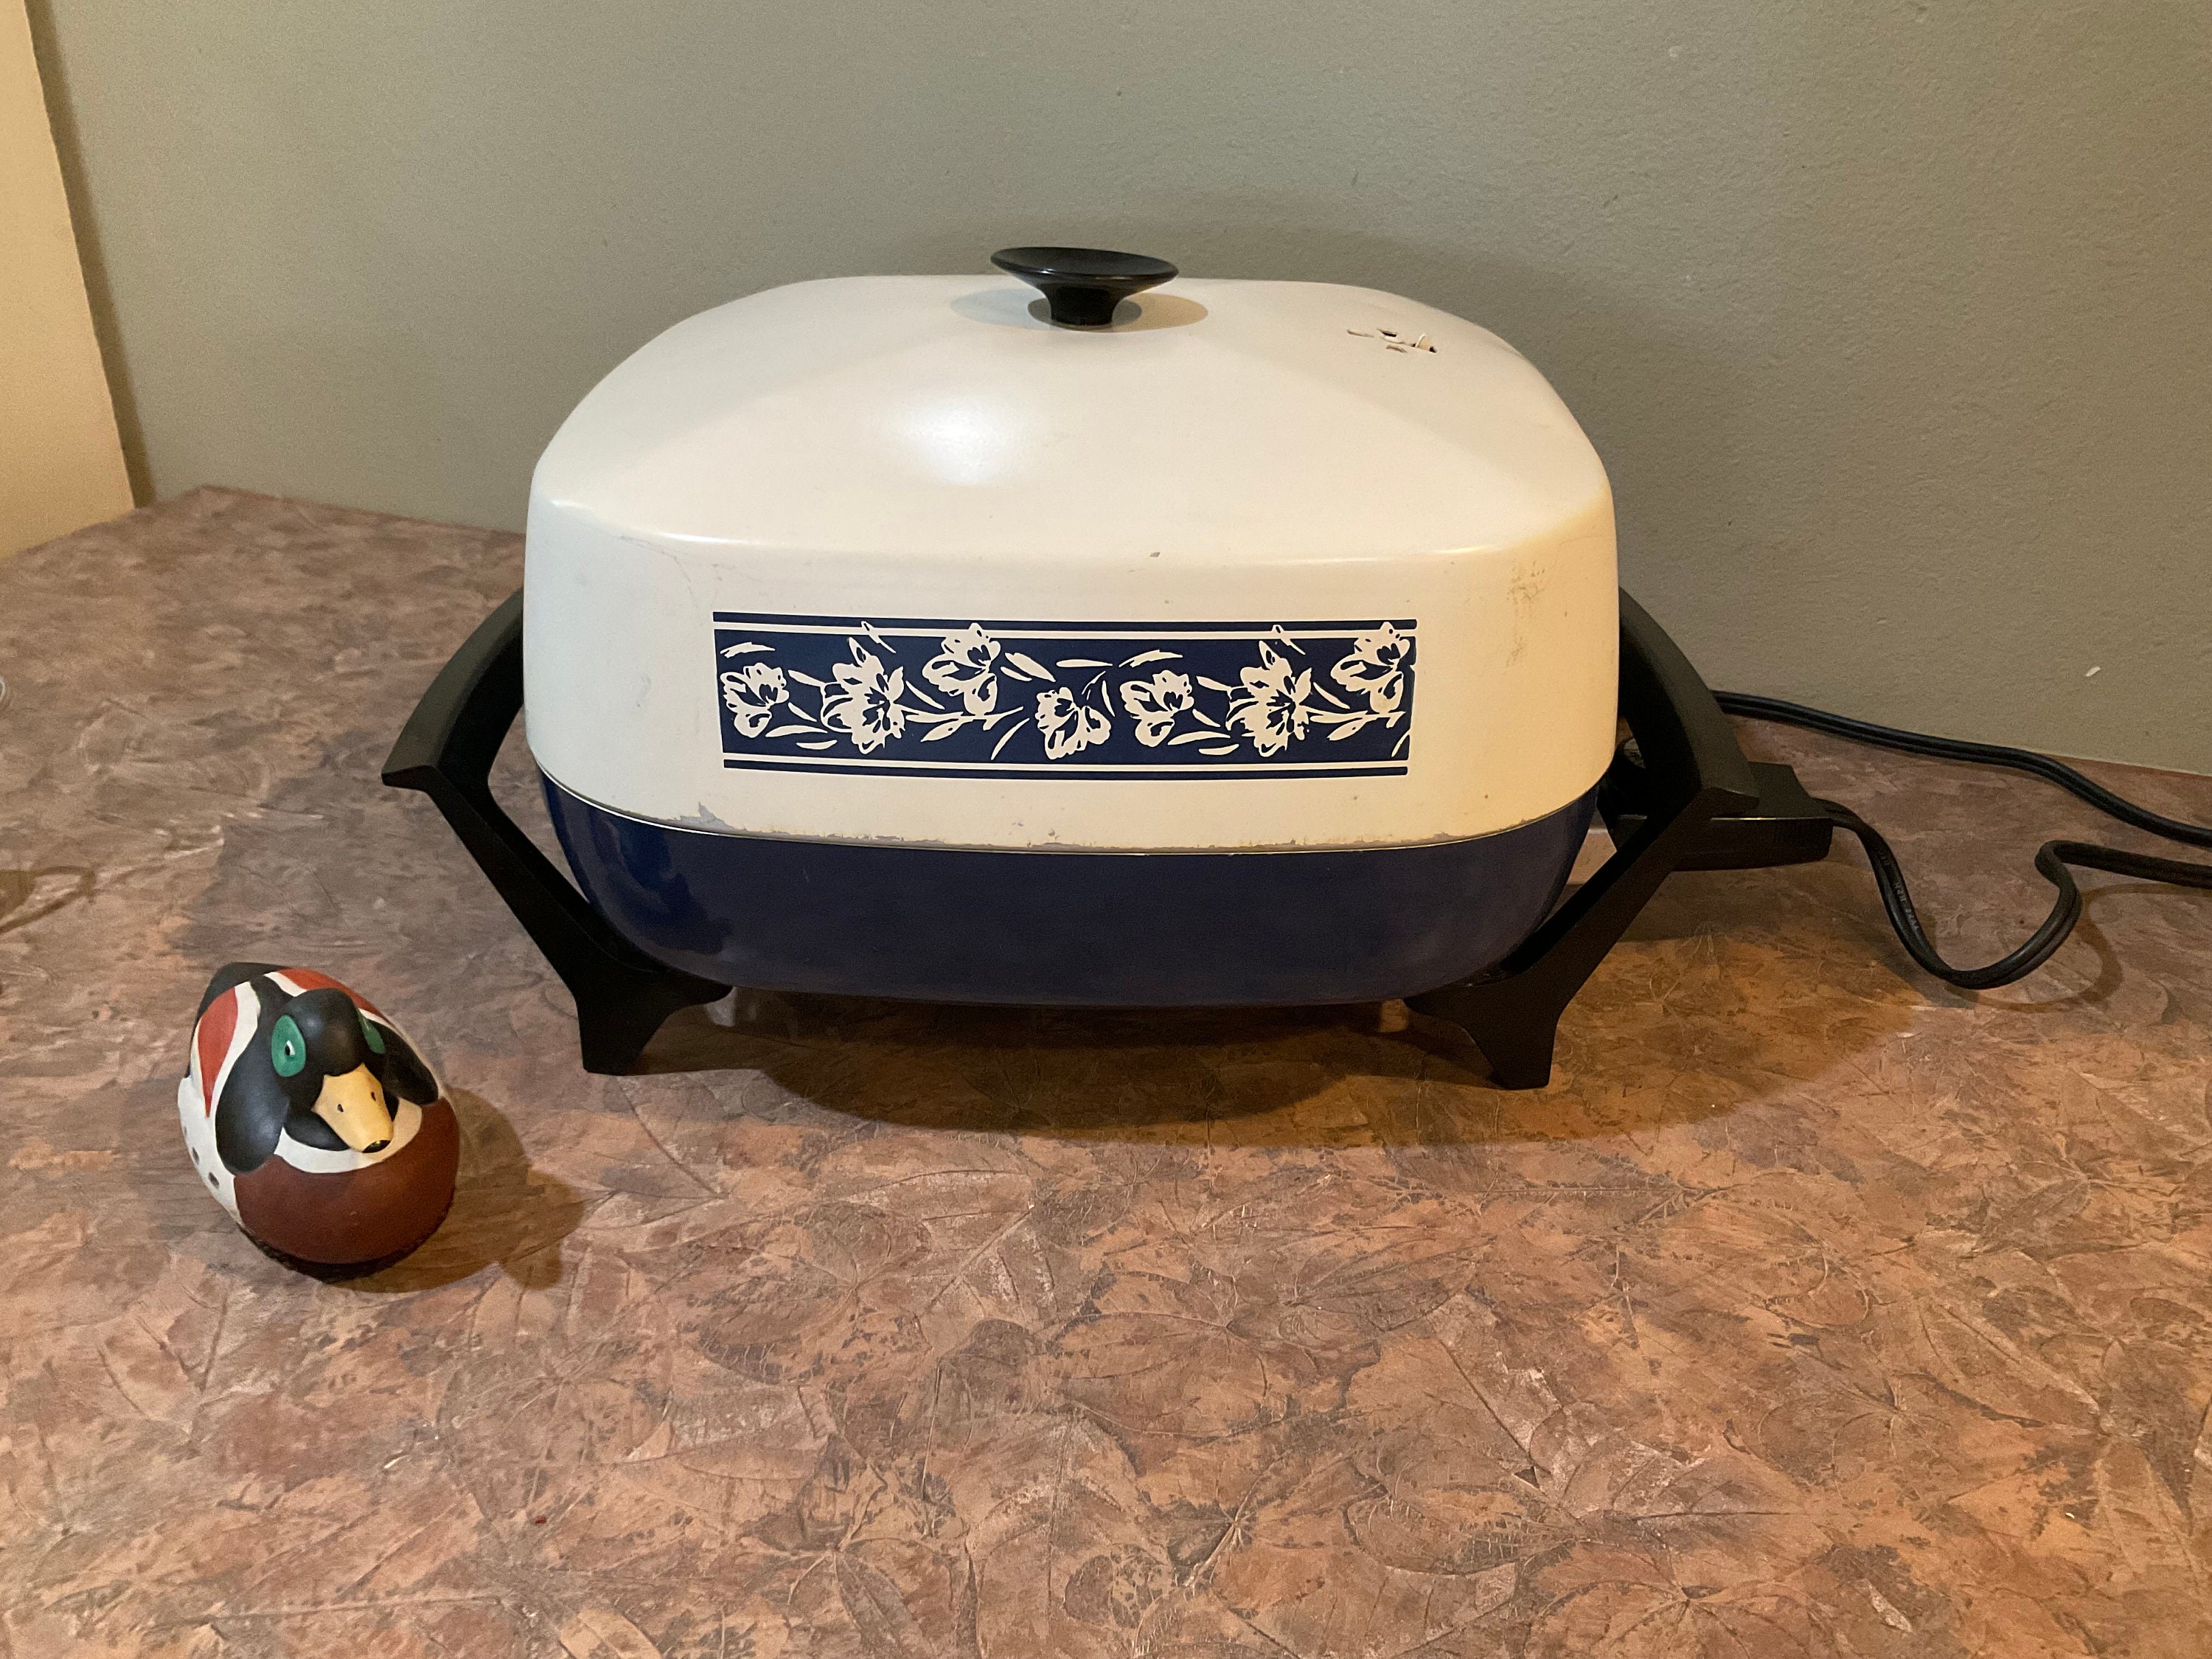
[{"left": 604, "top": 829, "right": 1930, "bottom": 1150}]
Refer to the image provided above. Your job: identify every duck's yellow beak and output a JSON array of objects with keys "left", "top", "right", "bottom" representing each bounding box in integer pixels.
[{"left": 313, "top": 1065, "right": 395, "bottom": 1153}]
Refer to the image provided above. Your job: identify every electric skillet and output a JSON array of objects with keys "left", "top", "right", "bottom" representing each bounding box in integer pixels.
[{"left": 397, "top": 246, "right": 2202, "bottom": 1085}]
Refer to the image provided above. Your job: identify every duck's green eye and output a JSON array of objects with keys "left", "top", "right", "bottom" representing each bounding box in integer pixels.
[
  {"left": 358, "top": 1012, "right": 386, "bottom": 1054},
  {"left": 271, "top": 1015, "right": 307, "bottom": 1078}
]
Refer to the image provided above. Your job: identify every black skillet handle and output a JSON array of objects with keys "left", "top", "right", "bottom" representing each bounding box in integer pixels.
[
  {"left": 1615, "top": 592, "right": 1759, "bottom": 813},
  {"left": 383, "top": 591, "right": 528, "bottom": 796},
  {"left": 381, "top": 590, "right": 727, "bottom": 1074},
  {"left": 1605, "top": 595, "right": 1833, "bottom": 869},
  {"left": 1405, "top": 591, "right": 1760, "bottom": 1088}
]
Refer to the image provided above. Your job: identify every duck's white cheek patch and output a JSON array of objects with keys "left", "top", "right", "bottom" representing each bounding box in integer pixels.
[
  {"left": 176, "top": 1074, "right": 240, "bottom": 1222},
  {"left": 274, "top": 1099, "right": 423, "bottom": 1175}
]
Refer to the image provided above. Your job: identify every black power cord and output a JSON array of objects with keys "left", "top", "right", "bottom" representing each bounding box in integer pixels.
[{"left": 1715, "top": 691, "right": 2212, "bottom": 990}]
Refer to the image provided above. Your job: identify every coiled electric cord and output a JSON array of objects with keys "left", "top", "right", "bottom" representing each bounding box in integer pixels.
[{"left": 1715, "top": 691, "right": 2212, "bottom": 990}]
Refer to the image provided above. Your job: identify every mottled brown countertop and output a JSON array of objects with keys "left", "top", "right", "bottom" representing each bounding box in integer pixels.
[{"left": 4, "top": 490, "right": 2211, "bottom": 1658}]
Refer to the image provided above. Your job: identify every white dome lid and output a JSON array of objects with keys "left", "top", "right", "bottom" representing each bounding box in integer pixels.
[{"left": 532, "top": 261, "right": 1610, "bottom": 564}]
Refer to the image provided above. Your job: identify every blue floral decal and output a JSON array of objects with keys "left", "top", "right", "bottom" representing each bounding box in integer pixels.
[{"left": 713, "top": 614, "right": 1416, "bottom": 779}]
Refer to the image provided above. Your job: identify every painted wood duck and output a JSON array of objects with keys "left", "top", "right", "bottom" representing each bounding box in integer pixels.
[{"left": 178, "top": 963, "right": 459, "bottom": 1275}]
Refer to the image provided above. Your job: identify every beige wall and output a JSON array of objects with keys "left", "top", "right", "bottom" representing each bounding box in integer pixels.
[
  {"left": 1, "top": 0, "right": 129, "bottom": 557},
  {"left": 32, "top": 1, "right": 2212, "bottom": 769}
]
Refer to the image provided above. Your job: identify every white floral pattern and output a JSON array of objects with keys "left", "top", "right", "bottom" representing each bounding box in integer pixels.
[
  {"left": 1035, "top": 686, "right": 1111, "bottom": 758},
  {"left": 922, "top": 623, "right": 1001, "bottom": 715},
  {"left": 820, "top": 646, "right": 908, "bottom": 754},
  {"left": 712, "top": 615, "right": 1415, "bottom": 773},
  {"left": 1226, "top": 644, "right": 1315, "bottom": 756},
  {"left": 719, "top": 661, "right": 789, "bottom": 738},
  {"left": 1332, "top": 622, "right": 1413, "bottom": 715},
  {"left": 1120, "top": 669, "right": 1195, "bottom": 747}
]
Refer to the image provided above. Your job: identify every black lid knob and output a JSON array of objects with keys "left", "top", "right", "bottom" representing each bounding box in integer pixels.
[{"left": 991, "top": 246, "right": 1178, "bottom": 328}]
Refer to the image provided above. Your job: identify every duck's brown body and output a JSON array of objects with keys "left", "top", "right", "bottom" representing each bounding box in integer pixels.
[{"left": 231, "top": 1096, "right": 461, "bottom": 1268}]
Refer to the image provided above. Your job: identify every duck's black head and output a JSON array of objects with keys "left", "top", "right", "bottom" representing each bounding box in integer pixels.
[{"left": 202, "top": 966, "right": 439, "bottom": 1175}]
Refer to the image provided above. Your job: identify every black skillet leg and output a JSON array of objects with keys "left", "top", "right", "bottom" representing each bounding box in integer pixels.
[
  {"left": 382, "top": 591, "right": 731, "bottom": 1075},
  {"left": 572, "top": 973, "right": 732, "bottom": 1077},
  {"left": 1413, "top": 973, "right": 1568, "bottom": 1091},
  {"left": 1406, "top": 593, "right": 1763, "bottom": 1089}
]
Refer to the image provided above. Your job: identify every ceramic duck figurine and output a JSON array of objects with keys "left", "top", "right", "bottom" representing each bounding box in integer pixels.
[{"left": 178, "top": 963, "right": 459, "bottom": 1275}]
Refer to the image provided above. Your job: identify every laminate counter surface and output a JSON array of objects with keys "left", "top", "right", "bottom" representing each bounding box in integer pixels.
[{"left": 4, "top": 491, "right": 2210, "bottom": 1656}]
